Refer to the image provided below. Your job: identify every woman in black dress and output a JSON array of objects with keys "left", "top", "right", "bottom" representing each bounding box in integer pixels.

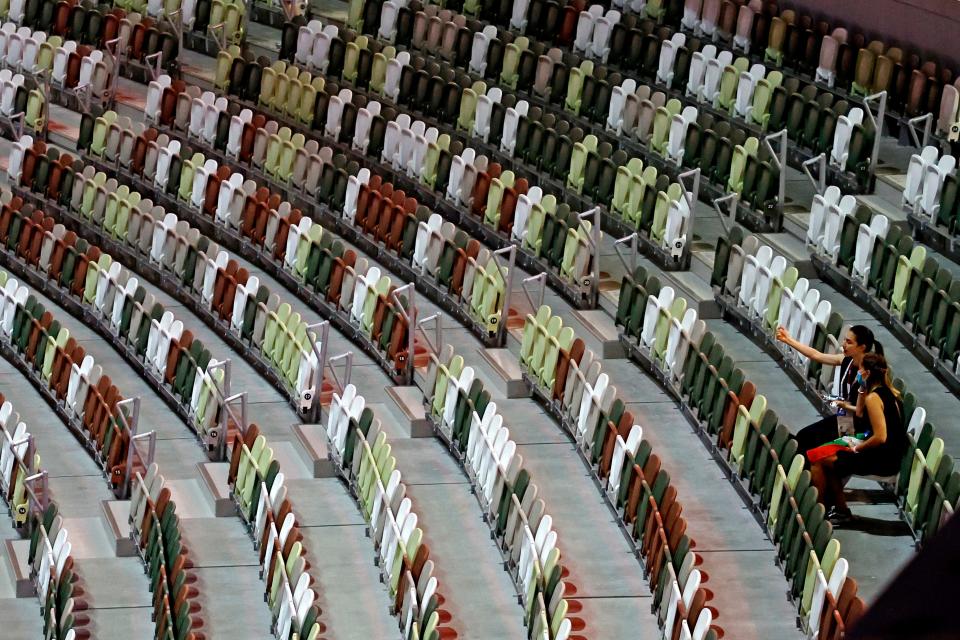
[
  {"left": 811, "top": 353, "right": 907, "bottom": 524},
  {"left": 776, "top": 324, "right": 882, "bottom": 456}
]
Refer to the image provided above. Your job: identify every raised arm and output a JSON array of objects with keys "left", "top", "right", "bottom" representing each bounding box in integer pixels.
[{"left": 775, "top": 326, "right": 844, "bottom": 366}]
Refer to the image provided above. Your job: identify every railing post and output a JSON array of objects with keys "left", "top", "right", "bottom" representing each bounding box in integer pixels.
[
  {"left": 802, "top": 153, "right": 827, "bottom": 196},
  {"left": 116, "top": 396, "right": 141, "bottom": 498},
  {"left": 677, "top": 167, "right": 701, "bottom": 263},
  {"left": 612, "top": 232, "right": 639, "bottom": 277},
  {"left": 492, "top": 244, "right": 516, "bottom": 347},
  {"left": 104, "top": 37, "right": 122, "bottom": 110},
  {"left": 416, "top": 312, "right": 443, "bottom": 360},
  {"left": 763, "top": 129, "right": 787, "bottom": 229},
  {"left": 713, "top": 193, "right": 740, "bottom": 237},
  {"left": 390, "top": 283, "right": 416, "bottom": 384},
  {"left": 521, "top": 273, "right": 547, "bottom": 312},
  {"left": 907, "top": 113, "right": 932, "bottom": 150},
  {"left": 577, "top": 206, "right": 602, "bottom": 307},
  {"left": 863, "top": 91, "right": 888, "bottom": 187},
  {"left": 305, "top": 320, "right": 329, "bottom": 423}
]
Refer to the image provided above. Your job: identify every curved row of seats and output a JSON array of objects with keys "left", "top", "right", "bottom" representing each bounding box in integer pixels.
[
  {"left": 808, "top": 185, "right": 960, "bottom": 386},
  {"left": 8, "top": 138, "right": 462, "bottom": 638},
  {"left": 520, "top": 304, "right": 718, "bottom": 640},
  {"left": 325, "top": 384, "right": 452, "bottom": 640},
  {"left": 426, "top": 346, "right": 575, "bottom": 640},
  {"left": 4, "top": 1, "right": 181, "bottom": 74},
  {"left": 348, "top": 0, "right": 874, "bottom": 191},
  {"left": 13, "top": 0, "right": 246, "bottom": 51},
  {"left": 9, "top": 136, "right": 378, "bottom": 400},
  {"left": 278, "top": 11, "right": 771, "bottom": 234},
  {"left": 82, "top": 105, "right": 512, "bottom": 342},
  {"left": 129, "top": 463, "right": 204, "bottom": 640},
  {"left": 614, "top": 262, "right": 865, "bottom": 638},
  {"left": 0, "top": 181, "right": 235, "bottom": 449},
  {"left": 0, "top": 391, "right": 88, "bottom": 640},
  {"left": 229, "top": 421, "right": 327, "bottom": 639},
  {"left": 681, "top": 0, "right": 956, "bottom": 124},
  {"left": 713, "top": 229, "right": 958, "bottom": 548},
  {"left": 902, "top": 147, "right": 960, "bottom": 259},
  {"left": 1, "top": 163, "right": 333, "bottom": 639},
  {"left": 0, "top": 259, "right": 135, "bottom": 491},
  {"left": 414, "top": 0, "right": 957, "bottom": 128}
]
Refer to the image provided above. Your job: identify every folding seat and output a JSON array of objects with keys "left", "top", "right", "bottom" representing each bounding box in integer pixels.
[
  {"left": 890, "top": 245, "right": 927, "bottom": 319},
  {"left": 902, "top": 145, "right": 939, "bottom": 211},
  {"left": 656, "top": 33, "right": 686, "bottom": 89},
  {"left": 919, "top": 154, "right": 957, "bottom": 219},
  {"left": 701, "top": 50, "right": 732, "bottom": 105}
]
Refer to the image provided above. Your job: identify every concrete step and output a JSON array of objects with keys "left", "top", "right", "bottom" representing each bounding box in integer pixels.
[
  {"left": 292, "top": 424, "right": 337, "bottom": 478},
  {"left": 196, "top": 462, "right": 235, "bottom": 517},
  {"left": 100, "top": 500, "right": 137, "bottom": 558}
]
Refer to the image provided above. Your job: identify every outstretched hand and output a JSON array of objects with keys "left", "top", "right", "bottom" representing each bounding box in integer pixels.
[{"left": 775, "top": 326, "right": 791, "bottom": 343}]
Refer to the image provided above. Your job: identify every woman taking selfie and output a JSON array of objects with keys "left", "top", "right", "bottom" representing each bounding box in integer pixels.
[
  {"left": 809, "top": 353, "right": 907, "bottom": 524},
  {"left": 776, "top": 324, "right": 882, "bottom": 456}
]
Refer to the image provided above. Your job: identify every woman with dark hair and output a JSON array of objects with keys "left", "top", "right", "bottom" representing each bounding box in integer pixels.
[
  {"left": 811, "top": 353, "right": 907, "bottom": 524},
  {"left": 776, "top": 324, "right": 882, "bottom": 456}
]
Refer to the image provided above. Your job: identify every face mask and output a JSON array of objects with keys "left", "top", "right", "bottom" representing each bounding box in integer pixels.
[{"left": 855, "top": 371, "right": 864, "bottom": 386}]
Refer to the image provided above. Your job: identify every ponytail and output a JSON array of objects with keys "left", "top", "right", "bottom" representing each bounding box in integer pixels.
[{"left": 850, "top": 325, "right": 881, "bottom": 354}]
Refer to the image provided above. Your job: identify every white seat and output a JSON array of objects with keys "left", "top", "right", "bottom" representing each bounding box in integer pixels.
[
  {"left": 510, "top": 0, "right": 530, "bottom": 31},
  {"left": 753, "top": 255, "right": 786, "bottom": 319},
  {"left": 606, "top": 79, "right": 636, "bottom": 134},
  {"left": 590, "top": 9, "right": 619, "bottom": 62},
  {"left": 738, "top": 245, "right": 772, "bottom": 311},
  {"left": 512, "top": 186, "right": 542, "bottom": 244},
  {"left": 657, "top": 33, "right": 686, "bottom": 87},
  {"left": 806, "top": 185, "right": 841, "bottom": 249},
  {"left": 324, "top": 88, "right": 351, "bottom": 140},
  {"left": 144, "top": 74, "right": 171, "bottom": 122},
  {"left": 469, "top": 25, "right": 498, "bottom": 76},
  {"left": 473, "top": 88, "right": 501, "bottom": 142},
  {"left": 701, "top": 50, "right": 732, "bottom": 104},
  {"left": 574, "top": 5, "right": 602, "bottom": 54},
  {"left": 352, "top": 100, "right": 381, "bottom": 153},
  {"left": 226, "top": 108, "right": 252, "bottom": 157},
  {"left": 500, "top": 100, "right": 529, "bottom": 156},
  {"left": 296, "top": 21, "right": 322, "bottom": 65},
  {"left": 310, "top": 24, "right": 338, "bottom": 73},
  {"left": 829, "top": 107, "right": 864, "bottom": 169},
  {"left": 641, "top": 286, "right": 675, "bottom": 348},
  {"left": 343, "top": 168, "right": 370, "bottom": 222},
  {"left": 852, "top": 214, "right": 889, "bottom": 284},
  {"left": 155, "top": 140, "right": 181, "bottom": 191},
  {"left": 378, "top": 1, "right": 400, "bottom": 42},
  {"left": 733, "top": 63, "right": 765, "bottom": 119},
  {"left": 920, "top": 154, "right": 957, "bottom": 218},
  {"left": 686, "top": 44, "right": 715, "bottom": 98},
  {"left": 902, "top": 145, "right": 939, "bottom": 208},
  {"left": 820, "top": 195, "right": 856, "bottom": 259},
  {"left": 666, "top": 105, "right": 698, "bottom": 164},
  {"left": 384, "top": 51, "right": 409, "bottom": 102},
  {"left": 664, "top": 196, "right": 690, "bottom": 252}
]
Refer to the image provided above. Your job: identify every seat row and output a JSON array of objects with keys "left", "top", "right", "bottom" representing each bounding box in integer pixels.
[
  {"left": 121, "top": 84, "right": 517, "bottom": 344},
  {"left": 129, "top": 463, "right": 204, "bottom": 640},
  {"left": 0, "top": 259, "right": 133, "bottom": 489},
  {"left": 614, "top": 265, "right": 865, "bottom": 637},
  {"left": 39, "top": 124, "right": 458, "bottom": 639},
  {"left": 352, "top": 0, "right": 876, "bottom": 188},
  {"left": 8, "top": 138, "right": 337, "bottom": 414},
  {"left": 326, "top": 384, "right": 452, "bottom": 639},
  {"left": 682, "top": 0, "right": 956, "bottom": 123},
  {"left": 229, "top": 421, "right": 326, "bottom": 639},
  {"left": 0, "top": 186, "right": 231, "bottom": 446},
  {"left": 810, "top": 192, "right": 960, "bottom": 380},
  {"left": 714, "top": 228, "right": 959, "bottom": 547},
  {"left": 426, "top": 346, "right": 575, "bottom": 640},
  {"left": 902, "top": 146, "right": 956, "bottom": 223},
  {"left": 5, "top": 1, "right": 181, "bottom": 73},
  {"left": 0, "top": 391, "right": 88, "bottom": 640},
  {"left": 519, "top": 304, "right": 718, "bottom": 640},
  {"left": 282, "top": 5, "right": 782, "bottom": 226},
  {"left": 215, "top": 41, "right": 698, "bottom": 269}
]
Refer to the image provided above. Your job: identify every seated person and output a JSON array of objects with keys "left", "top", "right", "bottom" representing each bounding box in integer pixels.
[
  {"left": 776, "top": 324, "right": 882, "bottom": 457},
  {"left": 810, "top": 353, "right": 907, "bottom": 525}
]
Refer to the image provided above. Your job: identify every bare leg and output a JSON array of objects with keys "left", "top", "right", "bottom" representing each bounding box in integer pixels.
[
  {"left": 821, "top": 455, "right": 849, "bottom": 512},
  {"left": 810, "top": 462, "right": 831, "bottom": 508}
]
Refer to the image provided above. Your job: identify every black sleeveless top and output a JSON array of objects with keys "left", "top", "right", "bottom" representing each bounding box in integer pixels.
[{"left": 867, "top": 385, "right": 907, "bottom": 459}]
